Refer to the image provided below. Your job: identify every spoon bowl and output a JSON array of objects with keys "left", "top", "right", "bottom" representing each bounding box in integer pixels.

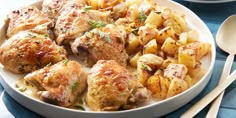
[{"left": 216, "top": 15, "right": 236, "bottom": 54}]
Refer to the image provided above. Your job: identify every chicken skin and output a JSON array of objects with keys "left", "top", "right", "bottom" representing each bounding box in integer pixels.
[
  {"left": 42, "top": 0, "right": 86, "bottom": 24},
  {"left": 86, "top": 60, "right": 150, "bottom": 111},
  {"left": 71, "top": 24, "right": 128, "bottom": 67},
  {"left": 24, "top": 60, "right": 87, "bottom": 107},
  {"left": 6, "top": 6, "right": 53, "bottom": 38},
  {"left": 0, "top": 31, "right": 67, "bottom": 73},
  {"left": 54, "top": 1, "right": 112, "bottom": 45},
  {"left": 42, "top": 0, "right": 69, "bottom": 24}
]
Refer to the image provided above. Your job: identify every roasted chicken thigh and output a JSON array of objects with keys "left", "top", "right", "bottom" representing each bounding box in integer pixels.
[
  {"left": 42, "top": 0, "right": 86, "bottom": 24},
  {"left": 86, "top": 60, "right": 150, "bottom": 111},
  {"left": 0, "top": 31, "right": 67, "bottom": 73},
  {"left": 24, "top": 60, "right": 87, "bottom": 107},
  {"left": 6, "top": 6, "right": 52, "bottom": 38},
  {"left": 54, "top": 1, "right": 112, "bottom": 45},
  {"left": 71, "top": 24, "right": 128, "bottom": 67}
]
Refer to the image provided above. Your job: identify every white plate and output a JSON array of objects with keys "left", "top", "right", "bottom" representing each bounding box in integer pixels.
[
  {"left": 0, "top": 0, "right": 216, "bottom": 118},
  {"left": 184, "top": 0, "right": 236, "bottom": 3}
]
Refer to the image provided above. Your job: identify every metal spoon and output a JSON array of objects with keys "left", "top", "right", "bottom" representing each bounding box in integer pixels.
[
  {"left": 206, "top": 15, "right": 236, "bottom": 118},
  {"left": 181, "top": 15, "right": 236, "bottom": 118}
]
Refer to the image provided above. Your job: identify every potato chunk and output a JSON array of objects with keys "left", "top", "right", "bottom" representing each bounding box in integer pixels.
[
  {"left": 137, "top": 54, "right": 163, "bottom": 86},
  {"left": 161, "top": 37, "right": 179, "bottom": 56},
  {"left": 164, "top": 64, "right": 188, "bottom": 80},
  {"left": 178, "top": 47, "right": 196, "bottom": 68},
  {"left": 143, "top": 39, "right": 159, "bottom": 54}
]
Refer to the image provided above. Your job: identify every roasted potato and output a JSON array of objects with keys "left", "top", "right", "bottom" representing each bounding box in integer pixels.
[
  {"left": 137, "top": 54, "right": 164, "bottom": 86},
  {"left": 161, "top": 37, "right": 179, "bottom": 56}
]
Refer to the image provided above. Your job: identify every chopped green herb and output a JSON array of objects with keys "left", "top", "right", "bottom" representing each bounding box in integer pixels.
[
  {"left": 133, "top": 73, "right": 138, "bottom": 77},
  {"left": 104, "top": 36, "right": 111, "bottom": 43},
  {"left": 131, "top": 28, "right": 139, "bottom": 35},
  {"left": 78, "top": 97, "right": 84, "bottom": 104},
  {"left": 98, "top": 31, "right": 105, "bottom": 38},
  {"left": 88, "top": 20, "right": 107, "bottom": 29},
  {"left": 44, "top": 34, "right": 49, "bottom": 37},
  {"left": 15, "top": 84, "right": 19, "bottom": 88},
  {"left": 74, "top": 105, "right": 85, "bottom": 110},
  {"left": 138, "top": 10, "right": 147, "bottom": 23},
  {"left": 154, "top": 11, "right": 161, "bottom": 14},
  {"left": 85, "top": 32, "right": 92, "bottom": 38},
  {"left": 72, "top": 82, "right": 79, "bottom": 92},
  {"left": 62, "top": 59, "right": 69, "bottom": 64},
  {"left": 45, "top": 62, "right": 52, "bottom": 67},
  {"left": 19, "top": 88, "right": 27, "bottom": 92},
  {"left": 84, "top": 6, "right": 92, "bottom": 11},
  {"left": 141, "top": 64, "right": 152, "bottom": 71},
  {"left": 28, "top": 33, "right": 36, "bottom": 38}
]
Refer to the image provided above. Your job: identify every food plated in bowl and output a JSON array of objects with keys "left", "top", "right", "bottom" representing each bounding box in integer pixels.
[{"left": 0, "top": 0, "right": 215, "bottom": 117}]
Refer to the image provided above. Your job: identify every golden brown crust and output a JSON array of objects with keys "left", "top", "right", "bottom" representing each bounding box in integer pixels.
[
  {"left": 0, "top": 31, "right": 67, "bottom": 73},
  {"left": 6, "top": 6, "right": 53, "bottom": 38},
  {"left": 24, "top": 60, "right": 87, "bottom": 107},
  {"left": 86, "top": 60, "right": 150, "bottom": 111},
  {"left": 54, "top": 1, "right": 112, "bottom": 45}
]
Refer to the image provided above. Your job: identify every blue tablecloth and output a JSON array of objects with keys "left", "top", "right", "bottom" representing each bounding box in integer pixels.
[{"left": 1, "top": 1, "right": 236, "bottom": 118}]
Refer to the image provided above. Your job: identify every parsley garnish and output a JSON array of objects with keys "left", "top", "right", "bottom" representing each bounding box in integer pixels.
[
  {"left": 78, "top": 97, "right": 84, "bottom": 104},
  {"left": 138, "top": 10, "right": 147, "bottom": 23},
  {"left": 62, "top": 59, "right": 69, "bottom": 64},
  {"left": 15, "top": 84, "right": 19, "bottom": 88},
  {"left": 19, "top": 88, "right": 27, "bottom": 92},
  {"left": 99, "top": 31, "right": 105, "bottom": 38},
  {"left": 85, "top": 32, "right": 92, "bottom": 38},
  {"left": 88, "top": 20, "right": 107, "bottom": 29},
  {"left": 45, "top": 62, "right": 52, "bottom": 67},
  {"left": 141, "top": 64, "right": 152, "bottom": 71},
  {"left": 131, "top": 28, "right": 139, "bottom": 35},
  {"left": 154, "top": 11, "right": 161, "bottom": 14},
  {"left": 104, "top": 36, "right": 111, "bottom": 43},
  {"left": 72, "top": 82, "right": 79, "bottom": 92},
  {"left": 44, "top": 34, "right": 49, "bottom": 37},
  {"left": 84, "top": 6, "right": 92, "bottom": 11},
  {"left": 28, "top": 33, "right": 36, "bottom": 38},
  {"left": 74, "top": 105, "right": 85, "bottom": 110}
]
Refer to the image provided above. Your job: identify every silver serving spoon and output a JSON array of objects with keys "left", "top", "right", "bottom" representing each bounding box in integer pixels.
[{"left": 181, "top": 15, "right": 236, "bottom": 118}]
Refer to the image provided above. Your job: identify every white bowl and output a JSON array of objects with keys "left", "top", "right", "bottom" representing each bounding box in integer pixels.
[{"left": 0, "top": 0, "right": 216, "bottom": 117}]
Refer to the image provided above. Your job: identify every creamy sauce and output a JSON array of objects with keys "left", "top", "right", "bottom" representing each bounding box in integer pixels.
[
  {"left": 15, "top": 78, "right": 39, "bottom": 99},
  {"left": 16, "top": 77, "right": 90, "bottom": 111}
]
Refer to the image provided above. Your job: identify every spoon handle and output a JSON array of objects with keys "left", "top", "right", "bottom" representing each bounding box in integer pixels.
[
  {"left": 181, "top": 69, "right": 236, "bottom": 118},
  {"left": 206, "top": 54, "right": 234, "bottom": 118}
]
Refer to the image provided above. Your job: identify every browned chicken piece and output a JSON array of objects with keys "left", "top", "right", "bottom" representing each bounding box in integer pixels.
[
  {"left": 86, "top": 60, "right": 150, "bottom": 111},
  {"left": 24, "top": 60, "right": 87, "bottom": 107},
  {"left": 71, "top": 24, "right": 128, "bottom": 67},
  {"left": 54, "top": 1, "right": 113, "bottom": 45},
  {"left": 0, "top": 31, "right": 67, "bottom": 73},
  {"left": 6, "top": 6, "right": 53, "bottom": 38},
  {"left": 42, "top": 0, "right": 86, "bottom": 24},
  {"left": 42, "top": 0, "right": 69, "bottom": 24}
]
